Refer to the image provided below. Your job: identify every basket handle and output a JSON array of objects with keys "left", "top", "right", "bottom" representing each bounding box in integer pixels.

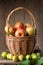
[{"left": 6, "top": 7, "right": 36, "bottom": 28}]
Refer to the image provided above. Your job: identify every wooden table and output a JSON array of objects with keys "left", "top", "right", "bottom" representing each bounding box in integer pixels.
[
  {"left": 0, "top": 57, "right": 21, "bottom": 65},
  {"left": 0, "top": 46, "right": 41, "bottom": 65}
]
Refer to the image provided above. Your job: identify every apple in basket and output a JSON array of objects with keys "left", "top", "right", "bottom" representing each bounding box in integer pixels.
[
  {"left": 14, "top": 22, "right": 24, "bottom": 30},
  {"left": 25, "top": 23, "right": 31, "bottom": 36},
  {"left": 25, "top": 24, "right": 35, "bottom": 35},
  {"left": 8, "top": 26, "right": 15, "bottom": 36},
  {"left": 4, "top": 25, "right": 9, "bottom": 34},
  {"left": 15, "top": 28, "right": 26, "bottom": 37}
]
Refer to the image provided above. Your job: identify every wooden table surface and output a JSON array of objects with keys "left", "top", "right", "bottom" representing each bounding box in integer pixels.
[
  {"left": 0, "top": 48, "right": 41, "bottom": 65},
  {"left": 0, "top": 56, "right": 21, "bottom": 65}
]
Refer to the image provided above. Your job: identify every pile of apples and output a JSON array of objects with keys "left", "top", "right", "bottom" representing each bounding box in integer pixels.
[
  {"left": 1, "top": 52, "right": 40, "bottom": 62},
  {"left": 5, "top": 22, "right": 36, "bottom": 37}
]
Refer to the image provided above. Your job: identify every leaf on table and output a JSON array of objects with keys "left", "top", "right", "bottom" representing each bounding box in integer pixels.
[
  {"left": 19, "top": 60, "right": 30, "bottom": 65},
  {"left": 36, "top": 56, "right": 43, "bottom": 65}
]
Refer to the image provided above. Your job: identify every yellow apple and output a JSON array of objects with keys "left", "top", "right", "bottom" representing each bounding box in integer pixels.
[
  {"left": 18, "top": 54, "right": 24, "bottom": 61},
  {"left": 1, "top": 52, "right": 7, "bottom": 59},
  {"left": 4, "top": 25, "right": 9, "bottom": 34},
  {"left": 26, "top": 54, "right": 31, "bottom": 60},
  {"left": 31, "top": 53, "right": 38, "bottom": 60},
  {"left": 9, "top": 26, "right": 14, "bottom": 34},
  {"left": 12, "top": 54, "right": 18, "bottom": 61},
  {"left": 26, "top": 26, "right": 35, "bottom": 35},
  {"left": 7, "top": 53, "right": 13, "bottom": 60}
]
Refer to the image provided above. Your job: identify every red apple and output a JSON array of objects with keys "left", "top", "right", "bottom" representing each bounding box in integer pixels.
[
  {"left": 15, "top": 28, "right": 26, "bottom": 37},
  {"left": 14, "top": 22, "right": 24, "bottom": 30}
]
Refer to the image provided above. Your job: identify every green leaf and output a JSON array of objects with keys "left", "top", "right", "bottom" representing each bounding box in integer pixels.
[
  {"left": 31, "top": 59, "right": 37, "bottom": 65},
  {"left": 36, "top": 56, "right": 43, "bottom": 65},
  {"left": 20, "top": 60, "right": 30, "bottom": 65}
]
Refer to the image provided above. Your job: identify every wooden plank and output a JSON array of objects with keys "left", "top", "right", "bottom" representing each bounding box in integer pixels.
[
  {"left": 0, "top": 60, "right": 21, "bottom": 64},
  {"left": 14, "top": 0, "right": 25, "bottom": 23},
  {"left": 0, "top": 57, "right": 21, "bottom": 64},
  {"left": 0, "top": 0, "right": 8, "bottom": 55},
  {"left": 4, "top": 0, "right": 15, "bottom": 26}
]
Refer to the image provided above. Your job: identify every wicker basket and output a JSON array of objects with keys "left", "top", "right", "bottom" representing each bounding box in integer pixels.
[{"left": 6, "top": 7, "right": 36, "bottom": 55}]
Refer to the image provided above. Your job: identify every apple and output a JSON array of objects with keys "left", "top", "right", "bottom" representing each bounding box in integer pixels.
[
  {"left": 31, "top": 53, "right": 38, "bottom": 60},
  {"left": 9, "top": 26, "right": 15, "bottom": 35},
  {"left": 15, "top": 28, "right": 26, "bottom": 37},
  {"left": 26, "top": 54, "right": 31, "bottom": 60},
  {"left": 7, "top": 53, "right": 13, "bottom": 60},
  {"left": 1, "top": 52, "right": 7, "bottom": 59},
  {"left": 12, "top": 54, "right": 18, "bottom": 61},
  {"left": 4, "top": 25, "right": 9, "bottom": 34},
  {"left": 14, "top": 22, "right": 24, "bottom": 30},
  {"left": 18, "top": 54, "right": 24, "bottom": 61},
  {"left": 26, "top": 26, "right": 35, "bottom": 35},
  {"left": 36, "top": 53, "right": 41, "bottom": 59}
]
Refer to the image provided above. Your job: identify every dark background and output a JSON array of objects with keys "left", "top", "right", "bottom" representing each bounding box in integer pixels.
[{"left": 0, "top": 0, "right": 43, "bottom": 55}]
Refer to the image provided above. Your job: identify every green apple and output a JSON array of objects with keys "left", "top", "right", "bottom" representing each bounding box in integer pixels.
[
  {"left": 7, "top": 53, "right": 13, "bottom": 60},
  {"left": 31, "top": 53, "right": 38, "bottom": 60},
  {"left": 26, "top": 26, "right": 35, "bottom": 35},
  {"left": 1, "top": 52, "right": 7, "bottom": 59},
  {"left": 26, "top": 54, "right": 31, "bottom": 60},
  {"left": 12, "top": 54, "right": 18, "bottom": 61},
  {"left": 36, "top": 53, "right": 41, "bottom": 59},
  {"left": 18, "top": 54, "right": 24, "bottom": 61}
]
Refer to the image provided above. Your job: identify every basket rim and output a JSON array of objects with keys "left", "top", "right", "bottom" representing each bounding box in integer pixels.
[{"left": 6, "top": 34, "right": 36, "bottom": 41}]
